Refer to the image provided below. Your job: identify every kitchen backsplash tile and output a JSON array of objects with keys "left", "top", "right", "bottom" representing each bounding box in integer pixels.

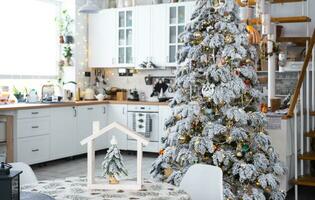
[{"left": 103, "top": 68, "right": 175, "bottom": 100}]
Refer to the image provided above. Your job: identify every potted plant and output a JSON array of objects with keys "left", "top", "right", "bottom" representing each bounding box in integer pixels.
[
  {"left": 55, "top": 10, "right": 74, "bottom": 44},
  {"left": 63, "top": 45, "right": 73, "bottom": 66},
  {"left": 12, "top": 86, "right": 25, "bottom": 103}
]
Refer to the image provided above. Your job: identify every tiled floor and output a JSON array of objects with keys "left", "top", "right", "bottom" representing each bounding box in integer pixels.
[
  {"left": 32, "top": 151, "right": 156, "bottom": 181},
  {"left": 31, "top": 151, "right": 314, "bottom": 200}
]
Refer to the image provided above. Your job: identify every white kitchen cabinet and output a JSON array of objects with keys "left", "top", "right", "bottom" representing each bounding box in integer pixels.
[
  {"left": 134, "top": 6, "right": 151, "bottom": 67},
  {"left": 107, "top": 104, "right": 128, "bottom": 150},
  {"left": 50, "top": 107, "right": 76, "bottom": 160},
  {"left": 88, "top": 9, "right": 117, "bottom": 68},
  {"left": 76, "top": 105, "right": 108, "bottom": 154},
  {"left": 166, "top": 2, "right": 195, "bottom": 66},
  {"left": 159, "top": 106, "right": 172, "bottom": 149},
  {"left": 117, "top": 8, "right": 135, "bottom": 67},
  {"left": 150, "top": 4, "right": 168, "bottom": 67},
  {"left": 134, "top": 4, "right": 168, "bottom": 67},
  {"left": 17, "top": 135, "right": 50, "bottom": 165}
]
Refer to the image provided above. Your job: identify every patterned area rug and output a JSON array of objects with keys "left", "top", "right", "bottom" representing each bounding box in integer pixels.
[{"left": 22, "top": 177, "right": 191, "bottom": 200}]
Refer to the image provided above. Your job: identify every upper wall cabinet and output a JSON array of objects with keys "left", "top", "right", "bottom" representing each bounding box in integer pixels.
[
  {"left": 134, "top": 4, "right": 167, "bottom": 67},
  {"left": 166, "top": 2, "right": 194, "bottom": 66},
  {"left": 88, "top": 2, "right": 195, "bottom": 68},
  {"left": 117, "top": 8, "right": 135, "bottom": 67},
  {"left": 88, "top": 9, "right": 117, "bottom": 68}
]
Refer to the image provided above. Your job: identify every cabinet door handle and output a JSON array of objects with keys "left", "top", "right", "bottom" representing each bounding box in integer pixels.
[
  {"left": 103, "top": 107, "right": 106, "bottom": 114},
  {"left": 31, "top": 112, "right": 39, "bottom": 115},
  {"left": 87, "top": 107, "right": 94, "bottom": 110},
  {"left": 73, "top": 107, "right": 77, "bottom": 117},
  {"left": 31, "top": 126, "right": 39, "bottom": 129},
  {"left": 122, "top": 107, "right": 125, "bottom": 115},
  {"left": 32, "top": 149, "right": 39, "bottom": 152}
]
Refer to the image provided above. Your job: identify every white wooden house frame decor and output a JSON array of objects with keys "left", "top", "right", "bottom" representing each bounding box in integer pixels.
[{"left": 81, "top": 121, "right": 149, "bottom": 190}]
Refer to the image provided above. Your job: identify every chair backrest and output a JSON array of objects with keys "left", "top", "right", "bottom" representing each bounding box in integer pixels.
[
  {"left": 9, "top": 162, "right": 38, "bottom": 185},
  {"left": 179, "top": 164, "right": 223, "bottom": 200}
]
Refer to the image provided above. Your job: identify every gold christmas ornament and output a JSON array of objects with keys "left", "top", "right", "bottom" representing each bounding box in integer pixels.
[
  {"left": 179, "top": 134, "right": 191, "bottom": 144},
  {"left": 164, "top": 168, "right": 173, "bottom": 178},
  {"left": 236, "top": 151, "right": 243, "bottom": 157},
  {"left": 226, "top": 135, "right": 233, "bottom": 143},
  {"left": 256, "top": 181, "right": 260, "bottom": 187},
  {"left": 224, "top": 34, "right": 234, "bottom": 44},
  {"left": 175, "top": 114, "right": 182, "bottom": 120},
  {"left": 193, "top": 31, "right": 202, "bottom": 39},
  {"left": 109, "top": 175, "right": 119, "bottom": 184}
]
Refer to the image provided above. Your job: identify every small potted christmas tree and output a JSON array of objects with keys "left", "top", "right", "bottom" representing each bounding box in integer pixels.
[{"left": 102, "top": 136, "right": 128, "bottom": 184}]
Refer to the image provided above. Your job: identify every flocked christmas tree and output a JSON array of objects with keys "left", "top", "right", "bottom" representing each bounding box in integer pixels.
[
  {"left": 102, "top": 136, "right": 128, "bottom": 184},
  {"left": 151, "top": 0, "right": 286, "bottom": 199}
]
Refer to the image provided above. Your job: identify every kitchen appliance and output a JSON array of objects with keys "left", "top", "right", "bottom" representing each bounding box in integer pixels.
[
  {"left": 128, "top": 89, "right": 139, "bottom": 101},
  {"left": 84, "top": 88, "right": 95, "bottom": 100},
  {"left": 127, "top": 105, "right": 159, "bottom": 152},
  {"left": 41, "top": 84, "right": 62, "bottom": 103}
]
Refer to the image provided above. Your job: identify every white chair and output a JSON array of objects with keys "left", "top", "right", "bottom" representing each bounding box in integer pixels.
[
  {"left": 9, "top": 162, "right": 38, "bottom": 185},
  {"left": 179, "top": 164, "right": 223, "bottom": 200}
]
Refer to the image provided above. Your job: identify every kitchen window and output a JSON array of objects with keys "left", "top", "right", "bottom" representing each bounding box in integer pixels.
[{"left": 0, "top": 0, "right": 60, "bottom": 78}]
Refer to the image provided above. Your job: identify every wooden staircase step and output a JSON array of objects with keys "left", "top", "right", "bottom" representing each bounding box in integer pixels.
[
  {"left": 305, "top": 131, "right": 315, "bottom": 138},
  {"left": 247, "top": 16, "right": 311, "bottom": 24},
  {"left": 292, "top": 175, "right": 315, "bottom": 187},
  {"left": 276, "top": 37, "right": 310, "bottom": 46},
  {"left": 298, "top": 152, "right": 315, "bottom": 160},
  {"left": 237, "top": 0, "right": 305, "bottom": 6}
]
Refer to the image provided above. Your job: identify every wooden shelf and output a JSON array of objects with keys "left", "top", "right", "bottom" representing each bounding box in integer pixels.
[
  {"left": 237, "top": 0, "right": 306, "bottom": 7},
  {"left": 246, "top": 16, "right": 311, "bottom": 24},
  {"left": 292, "top": 175, "right": 315, "bottom": 187},
  {"left": 277, "top": 37, "right": 310, "bottom": 46},
  {"left": 298, "top": 152, "right": 315, "bottom": 160}
]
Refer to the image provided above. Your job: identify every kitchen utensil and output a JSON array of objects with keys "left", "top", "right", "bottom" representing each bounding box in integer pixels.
[{"left": 145, "top": 75, "right": 153, "bottom": 85}]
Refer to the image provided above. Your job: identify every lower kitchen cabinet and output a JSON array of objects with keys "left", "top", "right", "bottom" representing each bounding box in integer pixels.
[
  {"left": 76, "top": 105, "right": 108, "bottom": 154},
  {"left": 107, "top": 104, "right": 128, "bottom": 150},
  {"left": 50, "top": 107, "right": 76, "bottom": 160},
  {"left": 17, "top": 135, "right": 50, "bottom": 165}
]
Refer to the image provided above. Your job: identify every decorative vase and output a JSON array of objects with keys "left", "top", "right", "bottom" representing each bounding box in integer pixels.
[
  {"left": 65, "top": 35, "right": 74, "bottom": 44},
  {"left": 109, "top": 175, "right": 119, "bottom": 184},
  {"left": 59, "top": 36, "right": 64, "bottom": 44}
]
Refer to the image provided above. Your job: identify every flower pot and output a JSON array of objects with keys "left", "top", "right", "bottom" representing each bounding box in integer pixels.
[
  {"left": 65, "top": 57, "right": 72, "bottom": 66},
  {"left": 65, "top": 35, "right": 74, "bottom": 44},
  {"left": 59, "top": 36, "right": 64, "bottom": 44},
  {"left": 108, "top": 175, "right": 119, "bottom": 184}
]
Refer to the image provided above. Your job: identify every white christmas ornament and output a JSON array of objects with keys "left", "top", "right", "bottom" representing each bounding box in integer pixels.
[
  {"left": 210, "top": 0, "right": 226, "bottom": 10},
  {"left": 202, "top": 83, "right": 215, "bottom": 97}
]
